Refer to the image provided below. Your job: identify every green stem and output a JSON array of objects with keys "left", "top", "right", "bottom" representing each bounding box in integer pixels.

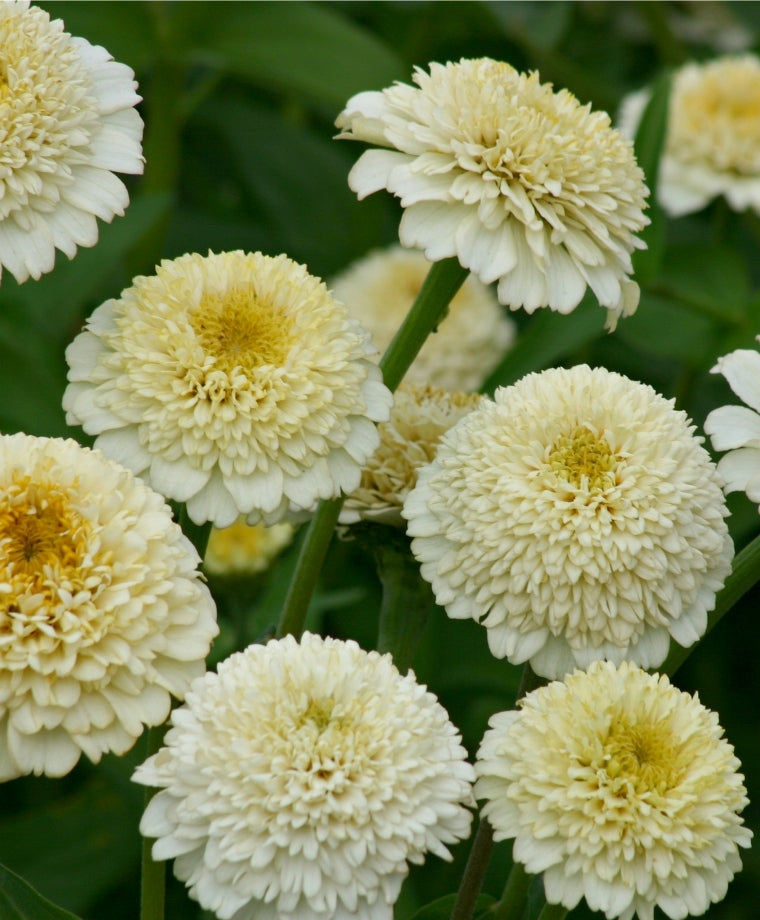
[
  {"left": 274, "top": 258, "right": 469, "bottom": 640},
  {"left": 663, "top": 530, "right": 760, "bottom": 675},
  {"left": 275, "top": 498, "right": 344, "bottom": 639},
  {"left": 450, "top": 818, "right": 495, "bottom": 920},
  {"left": 536, "top": 904, "right": 568, "bottom": 920},
  {"left": 449, "top": 663, "right": 544, "bottom": 920},
  {"left": 140, "top": 725, "right": 168, "bottom": 920},
  {"left": 487, "top": 862, "right": 530, "bottom": 920},
  {"left": 379, "top": 257, "right": 468, "bottom": 391}
]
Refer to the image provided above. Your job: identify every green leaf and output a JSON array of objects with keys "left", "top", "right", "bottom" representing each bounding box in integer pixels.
[
  {"left": 615, "top": 292, "right": 716, "bottom": 365},
  {"left": 656, "top": 242, "right": 749, "bottom": 324},
  {"left": 488, "top": 1, "right": 573, "bottom": 50},
  {"left": 181, "top": 2, "right": 405, "bottom": 107},
  {"left": 632, "top": 71, "right": 672, "bottom": 283},
  {"left": 408, "top": 892, "right": 496, "bottom": 920},
  {"left": 481, "top": 296, "right": 606, "bottom": 393},
  {"left": 0, "top": 864, "right": 83, "bottom": 920}
]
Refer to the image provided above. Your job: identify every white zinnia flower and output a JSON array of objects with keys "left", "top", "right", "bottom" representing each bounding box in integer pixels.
[
  {"left": 204, "top": 518, "right": 294, "bottom": 577},
  {"left": 133, "top": 632, "right": 475, "bottom": 920},
  {"left": 0, "top": 433, "right": 218, "bottom": 781},
  {"left": 403, "top": 365, "right": 733, "bottom": 679},
  {"left": 63, "top": 250, "right": 393, "bottom": 528},
  {"left": 337, "top": 58, "right": 649, "bottom": 329},
  {"left": 341, "top": 382, "right": 483, "bottom": 526},
  {"left": 704, "top": 338, "right": 760, "bottom": 504},
  {"left": 619, "top": 55, "right": 760, "bottom": 216},
  {"left": 475, "top": 660, "right": 752, "bottom": 920},
  {"left": 331, "top": 246, "right": 514, "bottom": 391},
  {"left": 0, "top": 1, "right": 144, "bottom": 284}
]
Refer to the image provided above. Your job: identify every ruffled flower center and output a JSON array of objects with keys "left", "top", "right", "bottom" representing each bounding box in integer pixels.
[
  {"left": 546, "top": 425, "right": 618, "bottom": 490},
  {"left": 190, "top": 286, "right": 294, "bottom": 373},
  {"left": 602, "top": 717, "right": 683, "bottom": 796},
  {"left": 1, "top": 478, "right": 89, "bottom": 606}
]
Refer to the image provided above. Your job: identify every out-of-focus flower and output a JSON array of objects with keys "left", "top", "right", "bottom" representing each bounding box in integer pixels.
[
  {"left": 63, "top": 250, "right": 393, "bottom": 528},
  {"left": 204, "top": 518, "right": 293, "bottom": 577},
  {"left": 0, "top": 433, "right": 217, "bottom": 781},
  {"left": 476, "top": 660, "right": 752, "bottom": 920},
  {"left": 331, "top": 246, "right": 514, "bottom": 391},
  {"left": 403, "top": 365, "right": 733, "bottom": 679},
  {"left": 133, "top": 632, "right": 474, "bottom": 920},
  {"left": 341, "top": 382, "right": 483, "bottom": 526},
  {"left": 704, "top": 339, "right": 760, "bottom": 504},
  {"left": 619, "top": 55, "right": 760, "bottom": 216},
  {"left": 337, "top": 58, "right": 648, "bottom": 329},
  {"left": 0, "top": 1, "right": 143, "bottom": 284}
]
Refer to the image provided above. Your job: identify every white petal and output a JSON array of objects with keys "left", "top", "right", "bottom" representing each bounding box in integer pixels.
[{"left": 712, "top": 349, "right": 760, "bottom": 414}]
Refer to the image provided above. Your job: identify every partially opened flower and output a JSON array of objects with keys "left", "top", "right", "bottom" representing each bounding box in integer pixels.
[
  {"left": 0, "top": 433, "right": 217, "bottom": 781},
  {"left": 403, "top": 365, "right": 733, "bottom": 679},
  {"left": 475, "top": 660, "right": 752, "bottom": 920},
  {"left": 704, "top": 339, "right": 760, "bottom": 504},
  {"left": 63, "top": 250, "right": 393, "bottom": 527},
  {"left": 331, "top": 246, "right": 514, "bottom": 391},
  {"left": 133, "top": 633, "right": 475, "bottom": 920},
  {"left": 337, "top": 58, "right": 649, "bottom": 329},
  {"left": 341, "top": 382, "right": 483, "bottom": 526},
  {"left": 204, "top": 518, "right": 294, "bottom": 577},
  {"left": 619, "top": 55, "right": 760, "bottom": 216},
  {"left": 0, "top": 1, "right": 143, "bottom": 284}
]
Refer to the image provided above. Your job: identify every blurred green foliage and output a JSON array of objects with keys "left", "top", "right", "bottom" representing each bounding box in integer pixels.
[{"left": 1, "top": 2, "right": 760, "bottom": 919}]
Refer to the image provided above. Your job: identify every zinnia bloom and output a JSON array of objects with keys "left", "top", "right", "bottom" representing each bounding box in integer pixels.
[
  {"left": 341, "top": 382, "right": 483, "bottom": 526},
  {"left": 0, "top": 433, "right": 217, "bottom": 781},
  {"left": 0, "top": 1, "right": 143, "bottom": 284},
  {"left": 403, "top": 365, "right": 733, "bottom": 679},
  {"left": 63, "top": 250, "right": 393, "bottom": 528},
  {"left": 331, "top": 246, "right": 514, "bottom": 391},
  {"left": 619, "top": 55, "right": 760, "bottom": 216},
  {"left": 133, "top": 632, "right": 475, "bottom": 920},
  {"left": 204, "top": 518, "right": 293, "bottom": 577},
  {"left": 704, "top": 339, "right": 760, "bottom": 504},
  {"left": 336, "top": 58, "right": 649, "bottom": 329},
  {"left": 475, "top": 660, "right": 752, "bottom": 920}
]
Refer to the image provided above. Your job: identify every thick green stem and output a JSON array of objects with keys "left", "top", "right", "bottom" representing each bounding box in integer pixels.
[
  {"left": 379, "top": 257, "right": 468, "bottom": 391},
  {"left": 275, "top": 498, "right": 344, "bottom": 639},
  {"left": 140, "top": 725, "right": 168, "bottom": 920},
  {"left": 275, "top": 258, "right": 469, "bottom": 641},
  {"left": 663, "top": 530, "right": 760, "bottom": 675},
  {"left": 535, "top": 904, "right": 568, "bottom": 920}
]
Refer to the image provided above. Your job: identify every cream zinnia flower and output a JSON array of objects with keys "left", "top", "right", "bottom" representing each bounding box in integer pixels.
[
  {"left": 341, "top": 382, "right": 482, "bottom": 526},
  {"left": 704, "top": 338, "right": 760, "bottom": 504},
  {"left": 0, "top": 1, "right": 143, "bottom": 284},
  {"left": 619, "top": 55, "right": 760, "bottom": 216},
  {"left": 337, "top": 58, "right": 649, "bottom": 329},
  {"left": 475, "top": 660, "right": 752, "bottom": 920},
  {"left": 204, "top": 518, "right": 294, "bottom": 577},
  {"left": 133, "top": 632, "right": 475, "bottom": 920},
  {"left": 403, "top": 365, "right": 733, "bottom": 679},
  {"left": 0, "top": 433, "right": 217, "bottom": 781},
  {"left": 63, "top": 250, "right": 393, "bottom": 528},
  {"left": 331, "top": 246, "right": 514, "bottom": 391}
]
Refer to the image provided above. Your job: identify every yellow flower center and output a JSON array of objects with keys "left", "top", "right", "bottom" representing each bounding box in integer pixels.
[
  {"left": 190, "top": 286, "right": 294, "bottom": 373},
  {"left": 300, "top": 697, "right": 336, "bottom": 732},
  {"left": 547, "top": 425, "right": 617, "bottom": 490},
  {"left": 1, "top": 478, "right": 89, "bottom": 604},
  {"left": 604, "top": 717, "right": 683, "bottom": 795}
]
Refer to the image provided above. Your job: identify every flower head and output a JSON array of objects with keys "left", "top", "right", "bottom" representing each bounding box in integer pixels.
[
  {"left": 63, "top": 250, "right": 393, "bottom": 528},
  {"left": 331, "top": 246, "right": 514, "bottom": 391},
  {"left": 204, "top": 518, "right": 294, "bottom": 577},
  {"left": 475, "top": 660, "right": 752, "bottom": 920},
  {"left": 403, "top": 365, "right": 733, "bottom": 679},
  {"left": 0, "top": 1, "right": 143, "bottom": 284},
  {"left": 133, "top": 632, "right": 474, "bottom": 920},
  {"left": 619, "top": 55, "right": 760, "bottom": 216},
  {"left": 337, "top": 58, "right": 648, "bottom": 329},
  {"left": 0, "top": 433, "right": 217, "bottom": 781},
  {"left": 341, "top": 382, "right": 483, "bottom": 526},
  {"left": 704, "top": 338, "right": 760, "bottom": 504}
]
